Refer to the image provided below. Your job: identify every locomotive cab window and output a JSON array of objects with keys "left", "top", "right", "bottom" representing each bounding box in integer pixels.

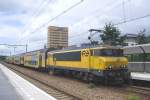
[{"left": 93, "top": 49, "right": 123, "bottom": 57}]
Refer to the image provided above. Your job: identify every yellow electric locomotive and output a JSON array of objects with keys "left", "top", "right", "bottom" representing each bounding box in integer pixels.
[{"left": 47, "top": 46, "right": 130, "bottom": 84}]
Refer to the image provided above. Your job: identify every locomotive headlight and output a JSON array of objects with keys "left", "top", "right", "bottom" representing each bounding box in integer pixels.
[
  {"left": 108, "top": 65, "right": 112, "bottom": 69},
  {"left": 124, "top": 65, "right": 127, "bottom": 68},
  {"left": 121, "top": 65, "right": 126, "bottom": 68}
]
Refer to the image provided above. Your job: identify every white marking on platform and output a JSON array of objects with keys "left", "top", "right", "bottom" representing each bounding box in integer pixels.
[
  {"left": 131, "top": 72, "right": 150, "bottom": 81},
  {"left": 0, "top": 64, "right": 57, "bottom": 100}
]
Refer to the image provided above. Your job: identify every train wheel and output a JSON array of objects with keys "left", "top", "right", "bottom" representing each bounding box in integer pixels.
[
  {"left": 83, "top": 73, "right": 89, "bottom": 82},
  {"left": 88, "top": 74, "right": 94, "bottom": 83},
  {"left": 104, "top": 76, "right": 108, "bottom": 85},
  {"left": 83, "top": 73, "right": 94, "bottom": 83},
  {"left": 124, "top": 78, "right": 132, "bottom": 85},
  {"left": 76, "top": 72, "right": 81, "bottom": 79},
  {"left": 123, "top": 71, "right": 131, "bottom": 85},
  {"left": 49, "top": 71, "right": 53, "bottom": 75},
  {"left": 45, "top": 68, "right": 49, "bottom": 74}
]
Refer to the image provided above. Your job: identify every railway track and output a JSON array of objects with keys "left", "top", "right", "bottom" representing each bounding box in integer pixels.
[
  {"left": 3, "top": 63, "right": 82, "bottom": 100},
  {"left": 127, "top": 86, "right": 150, "bottom": 97},
  {"left": 113, "top": 85, "right": 150, "bottom": 98}
]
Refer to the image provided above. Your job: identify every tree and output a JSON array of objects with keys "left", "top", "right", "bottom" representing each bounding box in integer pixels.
[
  {"left": 100, "top": 22, "right": 123, "bottom": 46},
  {"left": 119, "top": 36, "right": 126, "bottom": 46},
  {"left": 136, "top": 29, "right": 148, "bottom": 44}
]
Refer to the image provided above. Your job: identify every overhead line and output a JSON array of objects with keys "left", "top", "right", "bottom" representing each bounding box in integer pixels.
[
  {"left": 18, "top": 0, "right": 52, "bottom": 41},
  {"left": 68, "top": 0, "right": 130, "bottom": 40},
  {"left": 70, "top": 0, "right": 129, "bottom": 27},
  {"left": 115, "top": 14, "right": 150, "bottom": 25},
  {"left": 20, "top": 0, "right": 49, "bottom": 34},
  {"left": 22, "top": 0, "right": 126, "bottom": 43},
  {"left": 70, "top": 14, "right": 150, "bottom": 39},
  {"left": 19, "top": 0, "right": 84, "bottom": 44},
  {"left": 122, "top": 0, "right": 126, "bottom": 22},
  {"left": 69, "top": 31, "right": 88, "bottom": 39},
  {"left": 31, "top": 0, "right": 84, "bottom": 34}
]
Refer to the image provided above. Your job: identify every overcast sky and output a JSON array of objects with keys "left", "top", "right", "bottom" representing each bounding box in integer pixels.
[{"left": 0, "top": 0, "right": 150, "bottom": 55}]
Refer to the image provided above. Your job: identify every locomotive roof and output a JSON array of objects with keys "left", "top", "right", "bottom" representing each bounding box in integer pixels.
[{"left": 48, "top": 45, "right": 123, "bottom": 53}]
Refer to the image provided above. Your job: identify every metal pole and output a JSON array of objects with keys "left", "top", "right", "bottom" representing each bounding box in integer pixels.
[
  {"left": 7, "top": 46, "right": 11, "bottom": 56},
  {"left": 26, "top": 44, "right": 28, "bottom": 52},
  {"left": 14, "top": 47, "right": 16, "bottom": 55}
]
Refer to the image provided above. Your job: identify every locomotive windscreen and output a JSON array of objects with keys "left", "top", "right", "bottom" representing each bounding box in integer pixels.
[{"left": 93, "top": 49, "right": 123, "bottom": 57}]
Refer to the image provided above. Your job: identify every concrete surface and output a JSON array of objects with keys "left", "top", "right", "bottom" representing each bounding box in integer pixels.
[
  {"left": 0, "top": 64, "right": 56, "bottom": 100},
  {"left": 0, "top": 67, "right": 23, "bottom": 100},
  {"left": 131, "top": 72, "right": 150, "bottom": 81}
]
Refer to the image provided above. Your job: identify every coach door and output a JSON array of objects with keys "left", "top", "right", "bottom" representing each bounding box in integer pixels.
[
  {"left": 40, "top": 53, "right": 45, "bottom": 67},
  {"left": 39, "top": 53, "right": 42, "bottom": 67}
]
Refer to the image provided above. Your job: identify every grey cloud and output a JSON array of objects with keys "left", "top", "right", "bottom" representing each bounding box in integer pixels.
[{"left": 0, "top": 0, "right": 42, "bottom": 14}]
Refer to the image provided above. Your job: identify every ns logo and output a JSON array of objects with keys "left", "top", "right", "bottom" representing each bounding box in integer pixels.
[{"left": 82, "top": 50, "right": 90, "bottom": 56}]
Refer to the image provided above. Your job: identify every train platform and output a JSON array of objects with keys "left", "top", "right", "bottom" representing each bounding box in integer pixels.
[
  {"left": 131, "top": 72, "right": 150, "bottom": 81},
  {"left": 0, "top": 64, "right": 56, "bottom": 100}
]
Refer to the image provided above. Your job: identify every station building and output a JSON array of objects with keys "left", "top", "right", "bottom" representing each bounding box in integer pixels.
[{"left": 123, "top": 34, "right": 138, "bottom": 46}]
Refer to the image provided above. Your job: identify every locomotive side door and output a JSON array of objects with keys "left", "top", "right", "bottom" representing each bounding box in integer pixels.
[{"left": 81, "top": 49, "right": 91, "bottom": 71}]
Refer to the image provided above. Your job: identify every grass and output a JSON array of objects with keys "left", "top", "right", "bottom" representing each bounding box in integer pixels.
[{"left": 128, "top": 94, "right": 140, "bottom": 100}]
